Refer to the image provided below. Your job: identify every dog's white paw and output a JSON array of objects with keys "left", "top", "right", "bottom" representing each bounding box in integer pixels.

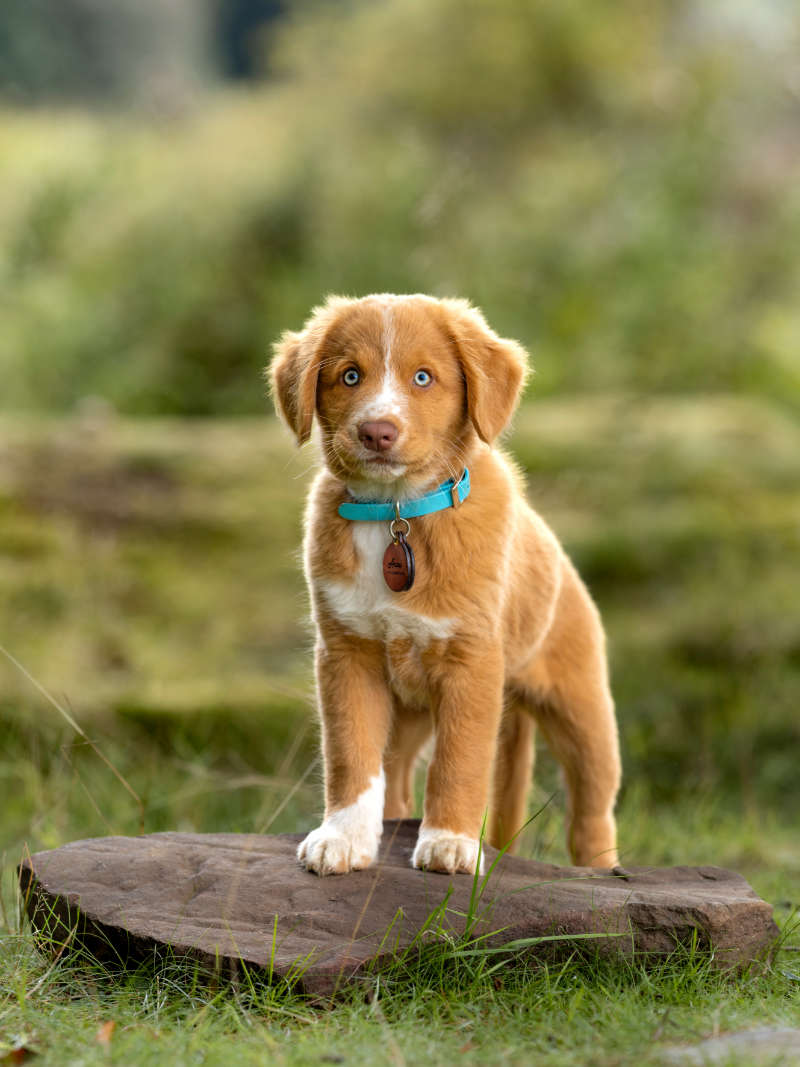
[
  {"left": 297, "top": 771, "right": 385, "bottom": 876},
  {"left": 297, "top": 823, "right": 379, "bottom": 875},
  {"left": 412, "top": 827, "right": 484, "bottom": 876}
]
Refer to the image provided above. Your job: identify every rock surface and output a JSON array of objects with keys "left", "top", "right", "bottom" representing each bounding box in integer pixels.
[
  {"left": 660, "top": 1028, "right": 800, "bottom": 1065},
  {"left": 19, "top": 820, "right": 778, "bottom": 994}
]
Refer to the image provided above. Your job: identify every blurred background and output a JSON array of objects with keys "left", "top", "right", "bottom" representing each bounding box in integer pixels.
[{"left": 1, "top": 0, "right": 798, "bottom": 889}]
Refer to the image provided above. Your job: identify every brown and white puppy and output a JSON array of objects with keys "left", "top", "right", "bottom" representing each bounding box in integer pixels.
[{"left": 270, "top": 293, "right": 621, "bottom": 876}]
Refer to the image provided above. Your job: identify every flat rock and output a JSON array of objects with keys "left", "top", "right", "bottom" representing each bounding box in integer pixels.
[
  {"left": 18, "top": 820, "right": 778, "bottom": 994},
  {"left": 660, "top": 1027, "right": 800, "bottom": 1065}
]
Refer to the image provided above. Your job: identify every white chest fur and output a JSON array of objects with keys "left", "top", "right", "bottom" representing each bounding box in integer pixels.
[{"left": 318, "top": 523, "right": 456, "bottom": 646}]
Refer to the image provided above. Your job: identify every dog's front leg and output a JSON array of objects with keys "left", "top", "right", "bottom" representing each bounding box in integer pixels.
[
  {"left": 412, "top": 641, "right": 504, "bottom": 876},
  {"left": 297, "top": 631, "right": 392, "bottom": 876}
]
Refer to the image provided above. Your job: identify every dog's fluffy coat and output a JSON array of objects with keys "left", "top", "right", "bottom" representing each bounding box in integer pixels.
[{"left": 271, "top": 294, "right": 621, "bottom": 875}]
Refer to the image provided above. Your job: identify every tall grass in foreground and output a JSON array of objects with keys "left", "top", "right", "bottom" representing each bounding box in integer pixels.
[{"left": 2, "top": 869, "right": 799, "bottom": 1067}]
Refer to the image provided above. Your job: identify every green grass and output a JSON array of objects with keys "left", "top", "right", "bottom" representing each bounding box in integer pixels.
[
  {"left": 1, "top": 398, "right": 799, "bottom": 1063},
  {"left": 1, "top": 395, "right": 798, "bottom": 805}
]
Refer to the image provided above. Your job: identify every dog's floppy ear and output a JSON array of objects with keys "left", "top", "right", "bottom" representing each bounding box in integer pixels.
[
  {"left": 440, "top": 299, "right": 529, "bottom": 444},
  {"left": 269, "top": 329, "right": 317, "bottom": 445},
  {"left": 269, "top": 297, "right": 353, "bottom": 445}
]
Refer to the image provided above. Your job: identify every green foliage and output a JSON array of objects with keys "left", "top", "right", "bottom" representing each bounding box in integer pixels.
[
  {"left": 274, "top": 0, "right": 660, "bottom": 137},
  {"left": 1, "top": 2, "right": 799, "bottom": 412}
]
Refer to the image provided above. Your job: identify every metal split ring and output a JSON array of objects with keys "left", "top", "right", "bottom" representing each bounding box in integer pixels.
[{"left": 388, "top": 500, "right": 411, "bottom": 540}]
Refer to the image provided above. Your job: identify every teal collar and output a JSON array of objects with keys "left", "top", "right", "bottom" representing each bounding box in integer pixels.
[{"left": 338, "top": 468, "right": 470, "bottom": 522}]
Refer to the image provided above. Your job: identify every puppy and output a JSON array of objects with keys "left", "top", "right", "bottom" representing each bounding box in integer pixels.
[{"left": 270, "top": 294, "right": 620, "bottom": 876}]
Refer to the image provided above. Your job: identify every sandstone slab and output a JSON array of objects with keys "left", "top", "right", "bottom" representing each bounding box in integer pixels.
[
  {"left": 18, "top": 820, "right": 778, "bottom": 994},
  {"left": 660, "top": 1027, "right": 800, "bottom": 1065}
]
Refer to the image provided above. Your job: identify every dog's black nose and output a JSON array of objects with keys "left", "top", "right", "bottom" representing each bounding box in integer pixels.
[{"left": 358, "top": 420, "right": 398, "bottom": 453}]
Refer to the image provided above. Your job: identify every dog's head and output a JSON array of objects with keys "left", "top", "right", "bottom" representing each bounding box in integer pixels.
[{"left": 270, "top": 294, "right": 528, "bottom": 492}]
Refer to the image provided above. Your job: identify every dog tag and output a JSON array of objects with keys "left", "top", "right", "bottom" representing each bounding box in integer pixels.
[{"left": 383, "top": 532, "right": 415, "bottom": 592}]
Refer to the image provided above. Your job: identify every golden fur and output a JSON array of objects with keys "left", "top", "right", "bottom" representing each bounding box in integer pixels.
[{"left": 270, "top": 293, "right": 621, "bottom": 875}]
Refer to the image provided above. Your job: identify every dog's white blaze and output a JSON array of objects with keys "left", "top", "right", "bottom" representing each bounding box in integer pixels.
[
  {"left": 297, "top": 770, "right": 385, "bottom": 874},
  {"left": 354, "top": 364, "right": 407, "bottom": 422},
  {"left": 319, "top": 523, "right": 456, "bottom": 645},
  {"left": 353, "top": 304, "right": 407, "bottom": 423},
  {"left": 412, "top": 826, "right": 485, "bottom": 875},
  {"left": 382, "top": 302, "right": 395, "bottom": 363}
]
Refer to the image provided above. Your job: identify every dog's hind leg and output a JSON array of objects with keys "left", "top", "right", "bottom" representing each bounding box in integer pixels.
[
  {"left": 488, "top": 701, "right": 535, "bottom": 854},
  {"left": 532, "top": 684, "right": 620, "bottom": 868},
  {"left": 384, "top": 703, "right": 432, "bottom": 820},
  {"left": 518, "top": 565, "right": 621, "bottom": 868}
]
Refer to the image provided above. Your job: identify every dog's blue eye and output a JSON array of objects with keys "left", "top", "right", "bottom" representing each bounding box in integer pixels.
[
  {"left": 342, "top": 368, "right": 360, "bottom": 386},
  {"left": 413, "top": 369, "right": 432, "bottom": 387}
]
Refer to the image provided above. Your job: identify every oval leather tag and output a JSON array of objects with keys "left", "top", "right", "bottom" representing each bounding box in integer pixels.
[{"left": 383, "top": 536, "right": 414, "bottom": 592}]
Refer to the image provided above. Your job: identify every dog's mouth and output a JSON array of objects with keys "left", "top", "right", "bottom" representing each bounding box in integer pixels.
[
  {"left": 333, "top": 438, "right": 460, "bottom": 497},
  {"left": 359, "top": 453, "right": 408, "bottom": 478},
  {"left": 327, "top": 430, "right": 414, "bottom": 482},
  {"left": 363, "top": 454, "right": 398, "bottom": 466},
  {"left": 351, "top": 438, "right": 408, "bottom": 473}
]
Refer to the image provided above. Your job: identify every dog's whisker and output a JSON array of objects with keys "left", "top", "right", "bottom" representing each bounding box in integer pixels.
[
  {"left": 428, "top": 446, "right": 460, "bottom": 487},
  {"left": 292, "top": 461, "right": 321, "bottom": 481}
]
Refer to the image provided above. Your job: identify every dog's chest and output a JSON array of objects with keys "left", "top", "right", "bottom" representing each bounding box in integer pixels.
[{"left": 317, "top": 523, "right": 455, "bottom": 647}]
